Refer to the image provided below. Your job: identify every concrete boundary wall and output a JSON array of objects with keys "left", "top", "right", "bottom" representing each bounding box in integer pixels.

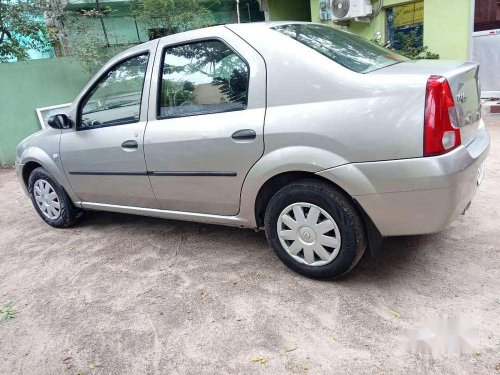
[{"left": 0, "top": 58, "right": 91, "bottom": 165}]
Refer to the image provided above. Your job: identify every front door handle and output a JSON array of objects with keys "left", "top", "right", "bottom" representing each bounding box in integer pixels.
[
  {"left": 121, "top": 140, "right": 138, "bottom": 150},
  {"left": 232, "top": 129, "right": 256, "bottom": 141}
]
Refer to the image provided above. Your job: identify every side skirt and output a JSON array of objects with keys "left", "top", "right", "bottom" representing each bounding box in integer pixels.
[{"left": 79, "top": 202, "right": 251, "bottom": 228}]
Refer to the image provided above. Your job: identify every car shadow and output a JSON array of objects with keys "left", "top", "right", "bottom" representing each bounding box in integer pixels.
[
  {"left": 77, "top": 210, "right": 437, "bottom": 282},
  {"left": 341, "top": 234, "right": 439, "bottom": 283},
  {"left": 78, "top": 209, "right": 268, "bottom": 244}
]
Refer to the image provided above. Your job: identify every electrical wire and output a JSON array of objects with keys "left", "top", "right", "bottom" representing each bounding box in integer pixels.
[{"left": 371, "top": 0, "right": 382, "bottom": 18}]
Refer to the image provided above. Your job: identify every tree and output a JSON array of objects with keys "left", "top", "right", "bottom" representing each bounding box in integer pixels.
[
  {"left": 131, "top": 0, "right": 218, "bottom": 38},
  {"left": 0, "top": 0, "right": 51, "bottom": 62},
  {"left": 63, "top": 6, "right": 124, "bottom": 75}
]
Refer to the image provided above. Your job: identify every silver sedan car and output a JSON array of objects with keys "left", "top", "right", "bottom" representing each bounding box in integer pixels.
[{"left": 16, "top": 22, "right": 489, "bottom": 279}]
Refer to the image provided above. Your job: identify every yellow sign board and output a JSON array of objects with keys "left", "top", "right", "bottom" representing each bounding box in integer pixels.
[{"left": 393, "top": 1, "right": 424, "bottom": 28}]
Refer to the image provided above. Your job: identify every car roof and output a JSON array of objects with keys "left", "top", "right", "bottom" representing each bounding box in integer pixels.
[
  {"left": 224, "top": 21, "right": 316, "bottom": 32},
  {"left": 226, "top": 21, "right": 313, "bottom": 27},
  {"left": 113, "top": 21, "right": 318, "bottom": 65},
  {"left": 159, "top": 21, "right": 317, "bottom": 42}
]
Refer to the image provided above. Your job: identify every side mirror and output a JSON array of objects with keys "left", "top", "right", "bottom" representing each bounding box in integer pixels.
[{"left": 47, "top": 114, "right": 72, "bottom": 129}]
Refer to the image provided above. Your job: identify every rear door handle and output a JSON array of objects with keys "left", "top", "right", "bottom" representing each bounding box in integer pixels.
[
  {"left": 232, "top": 129, "right": 256, "bottom": 141},
  {"left": 121, "top": 140, "right": 138, "bottom": 150}
]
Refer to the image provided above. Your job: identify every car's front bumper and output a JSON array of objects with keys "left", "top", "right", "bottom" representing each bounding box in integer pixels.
[{"left": 317, "top": 123, "right": 490, "bottom": 236}]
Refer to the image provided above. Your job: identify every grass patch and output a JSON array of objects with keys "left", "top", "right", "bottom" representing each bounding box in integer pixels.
[{"left": 0, "top": 302, "right": 18, "bottom": 322}]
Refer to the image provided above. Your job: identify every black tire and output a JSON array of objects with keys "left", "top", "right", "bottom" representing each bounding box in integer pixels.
[
  {"left": 27, "top": 167, "right": 82, "bottom": 228},
  {"left": 264, "top": 179, "right": 367, "bottom": 279}
]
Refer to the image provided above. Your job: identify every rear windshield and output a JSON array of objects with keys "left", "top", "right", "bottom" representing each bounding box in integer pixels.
[{"left": 272, "top": 24, "right": 407, "bottom": 74}]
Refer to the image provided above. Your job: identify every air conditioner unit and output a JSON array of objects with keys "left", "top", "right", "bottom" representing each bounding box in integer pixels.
[{"left": 330, "top": 0, "right": 373, "bottom": 21}]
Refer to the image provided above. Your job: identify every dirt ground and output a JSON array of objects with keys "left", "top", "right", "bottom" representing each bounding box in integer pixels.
[{"left": 1, "top": 119, "right": 499, "bottom": 375}]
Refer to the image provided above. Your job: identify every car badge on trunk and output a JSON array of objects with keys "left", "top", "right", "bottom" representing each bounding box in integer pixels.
[{"left": 456, "top": 93, "right": 468, "bottom": 104}]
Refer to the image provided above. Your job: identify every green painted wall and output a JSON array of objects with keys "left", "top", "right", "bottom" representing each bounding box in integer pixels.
[
  {"left": 308, "top": 0, "right": 472, "bottom": 60},
  {"left": 0, "top": 59, "right": 91, "bottom": 165},
  {"left": 346, "top": 10, "right": 385, "bottom": 41},
  {"left": 423, "top": 0, "right": 471, "bottom": 60},
  {"left": 269, "top": 0, "right": 311, "bottom": 21}
]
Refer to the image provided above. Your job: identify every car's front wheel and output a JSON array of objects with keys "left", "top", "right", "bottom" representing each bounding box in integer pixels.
[
  {"left": 264, "top": 179, "right": 367, "bottom": 279},
  {"left": 28, "top": 167, "right": 82, "bottom": 228}
]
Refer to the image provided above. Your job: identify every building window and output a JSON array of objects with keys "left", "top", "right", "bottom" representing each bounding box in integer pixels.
[
  {"left": 386, "top": 1, "right": 424, "bottom": 50},
  {"left": 475, "top": 0, "right": 500, "bottom": 32}
]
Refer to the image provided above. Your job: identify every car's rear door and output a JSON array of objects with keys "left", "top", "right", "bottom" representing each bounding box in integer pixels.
[
  {"left": 60, "top": 44, "right": 159, "bottom": 208},
  {"left": 144, "top": 27, "right": 266, "bottom": 216}
]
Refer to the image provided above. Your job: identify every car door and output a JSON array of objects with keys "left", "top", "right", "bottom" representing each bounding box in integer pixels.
[
  {"left": 60, "top": 45, "right": 159, "bottom": 208},
  {"left": 144, "top": 28, "right": 266, "bottom": 216}
]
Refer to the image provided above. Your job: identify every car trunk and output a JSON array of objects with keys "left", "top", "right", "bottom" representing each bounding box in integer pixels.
[
  {"left": 370, "top": 60, "right": 482, "bottom": 147},
  {"left": 443, "top": 62, "right": 482, "bottom": 147}
]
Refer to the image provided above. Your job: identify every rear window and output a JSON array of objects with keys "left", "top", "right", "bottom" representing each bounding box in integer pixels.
[{"left": 272, "top": 24, "right": 407, "bottom": 74}]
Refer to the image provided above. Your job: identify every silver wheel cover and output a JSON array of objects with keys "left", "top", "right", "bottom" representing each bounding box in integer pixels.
[
  {"left": 277, "top": 202, "right": 341, "bottom": 267},
  {"left": 33, "top": 179, "right": 61, "bottom": 220}
]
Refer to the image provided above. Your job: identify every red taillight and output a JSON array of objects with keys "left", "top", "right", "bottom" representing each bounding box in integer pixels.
[{"left": 424, "top": 75, "right": 461, "bottom": 156}]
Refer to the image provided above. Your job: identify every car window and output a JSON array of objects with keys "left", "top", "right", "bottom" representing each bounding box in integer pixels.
[
  {"left": 158, "top": 40, "right": 249, "bottom": 118},
  {"left": 80, "top": 53, "right": 149, "bottom": 129},
  {"left": 273, "top": 24, "right": 407, "bottom": 74}
]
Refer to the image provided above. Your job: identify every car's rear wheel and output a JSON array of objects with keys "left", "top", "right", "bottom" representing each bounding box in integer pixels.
[
  {"left": 28, "top": 167, "right": 82, "bottom": 228},
  {"left": 264, "top": 179, "right": 367, "bottom": 279}
]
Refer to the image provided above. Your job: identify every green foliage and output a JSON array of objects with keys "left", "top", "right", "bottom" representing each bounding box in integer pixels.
[
  {"left": 80, "top": 7, "right": 113, "bottom": 18},
  {"left": 44, "top": 0, "right": 220, "bottom": 74},
  {"left": 58, "top": 7, "right": 131, "bottom": 75},
  {"left": 42, "top": 2, "right": 134, "bottom": 74},
  {"left": 131, "top": 0, "right": 219, "bottom": 38},
  {"left": 71, "top": 39, "right": 129, "bottom": 76},
  {"left": 0, "top": 302, "right": 18, "bottom": 322},
  {"left": 392, "top": 30, "right": 439, "bottom": 60},
  {"left": 0, "top": 0, "right": 51, "bottom": 62}
]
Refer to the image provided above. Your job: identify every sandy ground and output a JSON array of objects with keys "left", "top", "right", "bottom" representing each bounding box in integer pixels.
[{"left": 0, "top": 120, "right": 499, "bottom": 375}]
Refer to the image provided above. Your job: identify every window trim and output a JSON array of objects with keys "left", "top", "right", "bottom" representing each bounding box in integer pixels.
[
  {"left": 76, "top": 51, "right": 150, "bottom": 131},
  {"left": 156, "top": 37, "right": 250, "bottom": 121}
]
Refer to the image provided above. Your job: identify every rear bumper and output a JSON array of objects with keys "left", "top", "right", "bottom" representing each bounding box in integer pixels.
[{"left": 317, "top": 124, "right": 490, "bottom": 236}]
